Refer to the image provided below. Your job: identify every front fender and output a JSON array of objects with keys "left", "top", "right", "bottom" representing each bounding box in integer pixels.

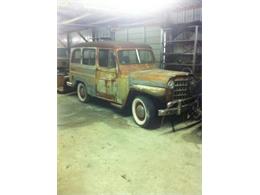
[{"left": 130, "top": 85, "right": 166, "bottom": 97}]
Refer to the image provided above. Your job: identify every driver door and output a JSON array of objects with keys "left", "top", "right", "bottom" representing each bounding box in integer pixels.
[{"left": 96, "top": 48, "right": 118, "bottom": 101}]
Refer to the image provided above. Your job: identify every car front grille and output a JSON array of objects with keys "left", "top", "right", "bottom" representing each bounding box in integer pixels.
[{"left": 173, "top": 78, "right": 191, "bottom": 100}]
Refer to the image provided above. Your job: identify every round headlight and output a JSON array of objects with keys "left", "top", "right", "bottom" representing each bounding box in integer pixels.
[{"left": 167, "top": 79, "right": 175, "bottom": 89}]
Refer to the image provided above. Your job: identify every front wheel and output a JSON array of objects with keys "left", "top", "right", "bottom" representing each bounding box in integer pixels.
[{"left": 131, "top": 96, "right": 157, "bottom": 129}]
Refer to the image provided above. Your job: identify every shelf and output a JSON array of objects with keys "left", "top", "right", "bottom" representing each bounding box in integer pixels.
[
  {"left": 163, "top": 53, "right": 202, "bottom": 55},
  {"left": 163, "top": 53, "right": 192, "bottom": 55},
  {"left": 166, "top": 40, "right": 202, "bottom": 43},
  {"left": 166, "top": 63, "right": 193, "bottom": 66},
  {"left": 163, "top": 26, "right": 201, "bottom": 31},
  {"left": 165, "top": 63, "right": 202, "bottom": 66}
]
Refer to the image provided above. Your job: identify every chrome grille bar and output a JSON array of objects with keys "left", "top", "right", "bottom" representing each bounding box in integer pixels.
[{"left": 173, "top": 78, "right": 190, "bottom": 100}]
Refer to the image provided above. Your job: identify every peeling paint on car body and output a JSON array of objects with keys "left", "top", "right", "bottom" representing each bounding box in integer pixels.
[{"left": 129, "top": 69, "right": 189, "bottom": 88}]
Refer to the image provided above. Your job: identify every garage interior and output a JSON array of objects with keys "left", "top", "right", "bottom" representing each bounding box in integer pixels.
[{"left": 58, "top": 0, "right": 202, "bottom": 194}]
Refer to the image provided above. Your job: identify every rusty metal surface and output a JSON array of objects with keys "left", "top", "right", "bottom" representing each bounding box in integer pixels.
[
  {"left": 57, "top": 75, "right": 69, "bottom": 92},
  {"left": 71, "top": 41, "right": 152, "bottom": 49},
  {"left": 96, "top": 67, "right": 117, "bottom": 101},
  {"left": 118, "top": 64, "right": 154, "bottom": 75},
  {"left": 129, "top": 69, "right": 189, "bottom": 86},
  {"left": 130, "top": 85, "right": 166, "bottom": 97},
  {"left": 57, "top": 75, "right": 65, "bottom": 88}
]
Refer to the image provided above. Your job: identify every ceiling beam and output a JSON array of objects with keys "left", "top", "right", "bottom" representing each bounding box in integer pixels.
[
  {"left": 57, "top": 39, "right": 66, "bottom": 47},
  {"left": 84, "top": 16, "right": 121, "bottom": 25},
  {"left": 59, "top": 12, "right": 93, "bottom": 25},
  {"left": 77, "top": 32, "right": 88, "bottom": 42}
]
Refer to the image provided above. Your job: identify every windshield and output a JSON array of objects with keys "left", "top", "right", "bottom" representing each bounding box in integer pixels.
[{"left": 118, "top": 49, "right": 154, "bottom": 65}]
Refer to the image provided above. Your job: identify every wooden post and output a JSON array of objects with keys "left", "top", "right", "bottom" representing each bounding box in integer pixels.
[
  {"left": 67, "top": 33, "right": 71, "bottom": 57},
  {"left": 144, "top": 26, "right": 146, "bottom": 43},
  {"left": 161, "top": 29, "right": 167, "bottom": 69},
  {"left": 192, "top": 25, "right": 199, "bottom": 73},
  {"left": 58, "top": 39, "right": 66, "bottom": 48},
  {"left": 92, "top": 28, "right": 96, "bottom": 42}
]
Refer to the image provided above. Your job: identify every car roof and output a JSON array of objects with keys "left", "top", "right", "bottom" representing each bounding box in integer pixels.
[{"left": 71, "top": 41, "right": 152, "bottom": 49}]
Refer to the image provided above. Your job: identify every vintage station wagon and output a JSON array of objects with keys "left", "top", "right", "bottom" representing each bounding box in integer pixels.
[{"left": 67, "top": 41, "right": 200, "bottom": 129}]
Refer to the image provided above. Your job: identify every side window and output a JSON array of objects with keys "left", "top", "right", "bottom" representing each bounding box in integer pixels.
[
  {"left": 71, "top": 49, "right": 81, "bottom": 64},
  {"left": 118, "top": 50, "right": 139, "bottom": 64},
  {"left": 99, "top": 49, "right": 116, "bottom": 68},
  {"left": 82, "top": 49, "right": 96, "bottom": 65},
  {"left": 138, "top": 50, "right": 154, "bottom": 64}
]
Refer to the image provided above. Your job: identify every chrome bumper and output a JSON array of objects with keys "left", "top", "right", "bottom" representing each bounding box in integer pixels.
[
  {"left": 158, "top": 95, "right": 201, "bottom": 116},
  {"left": 66, "top": 81, "right": 73, "bottom": 87}
]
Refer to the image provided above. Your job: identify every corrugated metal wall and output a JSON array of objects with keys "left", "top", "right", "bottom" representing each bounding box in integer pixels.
[
  {"left": 94, "top": 27, "right": 112, "bottom": 40},
  {"left": 114, "top": 26, "right": 162, "bottom": 67},
  {"left": 169, "top": 7, "right": 202, "bottom": 24}
]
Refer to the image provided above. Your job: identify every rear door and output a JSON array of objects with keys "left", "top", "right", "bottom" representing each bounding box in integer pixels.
[
  {"left": 96, "top": 48, "right": 117, "bottom": 101},
  {"left": 70, "top": 47, "right": 97, "bottom": 96}
]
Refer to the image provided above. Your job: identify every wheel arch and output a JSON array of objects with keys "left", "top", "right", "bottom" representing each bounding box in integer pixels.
[
  {"left": 124, "top": 88, "right": 164, "bottom": 110},
  {"left": 75, "top": 79, "right": 87, "bottom": 87}
]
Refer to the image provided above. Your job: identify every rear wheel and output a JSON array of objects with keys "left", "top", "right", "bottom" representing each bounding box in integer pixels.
[
  {"left": 77, "top": 83, "right": 89, "bottom": 103},
  {"left": 131, "top": 96, "right": 156, "bottom": 129}
]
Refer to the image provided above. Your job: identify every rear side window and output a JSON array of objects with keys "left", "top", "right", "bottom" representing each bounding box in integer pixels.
[
  {"left": 99, "top": 49, "right": 116, "bottom": 68},
  {"left": 71, "top": 49, "right": 81, "bottom": 63},
  {"left": 83, "top": 49, "right": 96, "bottom": 65}
]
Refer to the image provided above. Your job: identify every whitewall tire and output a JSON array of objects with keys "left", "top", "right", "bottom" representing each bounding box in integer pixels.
[
  {"left": 77, "top": 83, "right": 89, "bottom": 103},
  {"left": 132, "top": 96, "right": 156, "bottom": 129}
]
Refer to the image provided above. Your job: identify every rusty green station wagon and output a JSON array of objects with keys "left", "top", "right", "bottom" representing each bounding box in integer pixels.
[{"left": 67, "top": 41, "right": 201, "bottom": 129}]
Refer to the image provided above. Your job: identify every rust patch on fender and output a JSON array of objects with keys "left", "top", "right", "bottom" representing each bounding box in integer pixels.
[{"left": 131, "top": 85, "right": 166, "bottom": 97}]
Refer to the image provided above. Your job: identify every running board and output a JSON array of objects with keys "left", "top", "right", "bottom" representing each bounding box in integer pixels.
[{"left": 110, "top": 102, "right": 124, "bottom": 109}]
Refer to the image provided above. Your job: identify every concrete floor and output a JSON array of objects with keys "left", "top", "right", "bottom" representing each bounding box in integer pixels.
[{"left": 58, "top": 92, "right": 202, "bottom": 195}]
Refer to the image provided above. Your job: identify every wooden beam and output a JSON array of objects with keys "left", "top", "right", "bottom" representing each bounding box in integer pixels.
[
  {"left": 67, "top": 33, "right": 71, "bottom": 57},
  {"left": 88, "top": 17, "right": 121, "bottom": 25},
  {"left": 77, "top": 32, "right": 88, "bottom": 42},
  {"left": 59, "top": 12, "right": 93, "bottom": 25},
  {"left": 58, "top": 39, "right": 66, "bottom": 48},
  {"left": 192, "top": 25, "right": 199, "bottom": 73},
  {"left": 92, "top": 28, "right": 96, "bottom": 41}
]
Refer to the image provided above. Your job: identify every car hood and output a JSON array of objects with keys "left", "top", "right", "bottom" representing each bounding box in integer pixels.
[{"left": 129, "top": 69, "right": 190, "bottom": 88}]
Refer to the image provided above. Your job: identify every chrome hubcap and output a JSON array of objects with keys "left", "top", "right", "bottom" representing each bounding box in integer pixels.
[
  {"left": 136, "top": 103, "right": 145, "bottom": 120},
  {"left": 79, "top": 87, "right": 85, "bottom": 98}
]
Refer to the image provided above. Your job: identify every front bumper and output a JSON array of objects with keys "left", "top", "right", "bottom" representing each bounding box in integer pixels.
[{"left": 158, "top": 95, "right": 201, "bottom": 116}]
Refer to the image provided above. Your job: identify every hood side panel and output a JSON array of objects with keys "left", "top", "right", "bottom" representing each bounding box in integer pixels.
[{"left": 129, "top": 69, "right": 190, "bottom": 87}]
